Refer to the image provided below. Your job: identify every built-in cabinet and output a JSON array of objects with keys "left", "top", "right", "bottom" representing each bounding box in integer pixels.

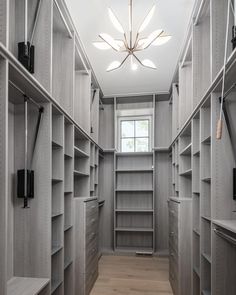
[{"left": 170, "top": 0, "right": 236, "bottom": 294}]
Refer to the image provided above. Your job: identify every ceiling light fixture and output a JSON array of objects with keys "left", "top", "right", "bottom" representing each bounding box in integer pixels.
[{"left": 93, "top": 0, "right": 172, "bottom": 72}]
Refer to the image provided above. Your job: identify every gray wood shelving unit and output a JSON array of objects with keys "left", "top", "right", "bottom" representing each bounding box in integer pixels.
[
  {"left": 114, "top": 152, "right": 155, "bottom": 254},
  {"left": 170, "top": 0, "right": 236, "bottom": 294}
]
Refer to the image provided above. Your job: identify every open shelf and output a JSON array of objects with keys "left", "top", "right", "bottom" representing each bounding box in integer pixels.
[
  {"left": 7, "top": 277, "right": 49, "bottom": 295},
  {"left": 115, "top": 227, "right": 154, "bottom": 232},
  {"left": 74, "top": 146, "right": 89, "bottom": 158}
]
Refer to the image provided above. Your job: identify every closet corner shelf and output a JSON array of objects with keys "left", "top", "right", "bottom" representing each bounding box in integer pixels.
[
  {"left": 179, "top": 169, "right": 192, "bottom": 177},
  {"left": 115, "top": 209, "right": 154, "bottom": 213},
  {"left": 202, "top": 252, "right": 211, "bottom": 264},
  {"left": 64, "top": 260, "right": 73, "bottom": 270},
  {"left": 179, "top": 143, "right": 192, "bottom": 155},
  {"left": 74, "top": 146, "right": 89, "bottom": 158},
  {"left": 115, "top": 227, "right": 154, "bottom": 232},
  {"left": 193, "top": 150, "right": 200, "bottom": 156},
  {"left": 193, "top": 266, "right": 200, "bottom": 277},
  {"left": 115, "top": 168, "right": 153, "bottom": 173},
  {"left": 52, "top": 212, "right": 63, "bottom": 218},
  {"left": 201, "top": 135, "right": 211, "bottom": 145},
  {"left": 98, "top": 200, "right": 105, "bottom": 207},
  {"left": 115, "top": 189, "right": 153, "bottom": 192},
  {"left": 193, "top": 228, "right": 200, "bottom": 236},
  {"left": 74, "top": 170, "right": 89, "bottom": 177},
  {"left": 64, "top": 153, "right": 73, "bottom": 159},
  {"left": 64, "top": 224, "right": 73, "bottom": 232},
  {"left": 202, "top": 177, "right": 211, "bottom": 183},
  {"left": 202, "top": 216, "right": 211, "bottom": 222},
  {"left": 7, "top": 277, "right": 50, "bottom": 295},
  {"left": 51, "top": 245, "right": 63, "bottom": 256},
  {"left": 52, "top": 140, "right": 63, "bottom": 149},
  {"left": 52, "top": 178, "right": 63, "bottom": 183},
  {"left": 64, "top": 191, "right": 73, "bottom": 195},
  {"left": 212, "top": 219, "right": 236, "bottom": 233},
  {"left": 51, "top": 279, "right": 63, "bottom": 294},
  {"left": 116, "top": 152, "right": 153, "bottom": 157}
]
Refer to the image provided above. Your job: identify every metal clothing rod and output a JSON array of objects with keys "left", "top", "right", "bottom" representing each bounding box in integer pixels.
[
  {"left": 30, "top": 0, "right": 43, "bottom": 45},
  {"left": 180, "top": 37, "right": 192, "bottom": 68},
  {"left": 54, "top": 0, "right": 73, "bottom": 39},
  {"left": 25, "top": 0, "right": 28, "bottom": 45},
  {"left": 222, "top": 83, "right": 236, "bottom": 101},
  {"left": 9, "top": 80, "right": 42, "bottom": 110},
  {"left": 193, "top": 0, "right": 206, "bottom": 26},
  {"left": 214, "top": 228, "right": 236, "bottom": 246},
  {"left": 75, "top": 43, "right": 89, "bottom": 74},
  {"left": 24, "top": 97, "right": 28, "bottom": 208}
]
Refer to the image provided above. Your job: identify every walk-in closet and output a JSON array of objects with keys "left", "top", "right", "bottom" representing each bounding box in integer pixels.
[{"left": 0, "top": 0, "right": 236, "bottom": 294}]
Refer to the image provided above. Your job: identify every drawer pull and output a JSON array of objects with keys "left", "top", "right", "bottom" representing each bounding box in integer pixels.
[
  {"left": 170, "top": 252, "right": 174, "bottom": 257},
  {"left": 170, "top": 231, "right": 174, "bottom": 236}
]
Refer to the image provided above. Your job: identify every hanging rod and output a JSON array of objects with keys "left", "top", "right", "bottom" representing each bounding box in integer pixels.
[
  {"left": 30, "top": 0, "right": 43, "bottom": 45},
  {"left": 9, "top": 80, "right": 43, "bottom": 110},
  {"left": 221, "top": 82, "right": 236, "bottom": 101},
  {"left": 54, "top": 0, "right": 73, "bottom": 39},
  {"left": 75, "top": 43, "right": 89, "bottom": 74},
  {"left": 180, "top": 37, "right": 192, "bottom": 68},
  {"left": 193, "top": 0, "right": 206, "bottom": 26},
  {"left": 214, "top": 228, "right": 236, "bottom": 245}
]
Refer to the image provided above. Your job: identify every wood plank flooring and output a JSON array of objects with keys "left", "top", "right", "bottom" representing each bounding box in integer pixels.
[{"left": 91, "top": 255, "right": 173, "bottom": 295}]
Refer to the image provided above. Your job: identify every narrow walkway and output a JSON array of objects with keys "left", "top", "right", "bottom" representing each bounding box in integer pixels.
[{"left": 91, "top": 255, "right": 173, "bottom": 295}]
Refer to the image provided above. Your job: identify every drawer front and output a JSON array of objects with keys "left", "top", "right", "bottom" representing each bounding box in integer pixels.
[
  {"left": 169, "top": 201, "right": 179, "bottom": 218},
  {"left": 169, "top": 247, "right": 179, "bottom": 295},
  {"left": 85, "top": 267, "right": 98, "bottom": 295},
  {"left": 86, "top": 238, "right": 98, "bottom": 264},
  {"left": 169, "top": 230, "right": 179, "bottom": 252},
  {"left": 86, "top": 230, "right": 98, "bottom": 246},
  {"left": 85, "top": 200, "right": 98, "bottom": 216}
]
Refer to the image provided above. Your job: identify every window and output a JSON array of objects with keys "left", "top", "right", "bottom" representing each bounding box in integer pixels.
[{"left": 120, "top": 119, "right": 150, "bottom": 152}]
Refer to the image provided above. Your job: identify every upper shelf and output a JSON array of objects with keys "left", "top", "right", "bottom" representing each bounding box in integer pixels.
[{"left": 7, "top": 277, "right": 49, "bottom": 295}]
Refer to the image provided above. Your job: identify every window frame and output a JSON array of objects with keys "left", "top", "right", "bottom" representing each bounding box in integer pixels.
[{"left": 117, "top": 115, "right": 152, "bottom": 152}]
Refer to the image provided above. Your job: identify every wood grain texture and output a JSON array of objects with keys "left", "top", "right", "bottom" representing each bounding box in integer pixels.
[
  {"left": 155, "top": 101, "right": 171, "bottom": 148},
  {"left": 7, "top": 277, "right": 49, "bottom": 295},
  {"left": 0, "top": 58, "right": 8, "bottom": 295},
  {"left": 155, "top": 152, "right": 170, "bottom": 254},
  {"left": 91, "top": 255, "right": 173, "bottom": 295}
]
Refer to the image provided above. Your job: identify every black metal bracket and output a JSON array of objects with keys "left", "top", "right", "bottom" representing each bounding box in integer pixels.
[
  {"left": 232, "top": 26, "right": 236, "bottom": 51},
  {"left": 18, "top": 42, "right": 35, "bottom": 73}
]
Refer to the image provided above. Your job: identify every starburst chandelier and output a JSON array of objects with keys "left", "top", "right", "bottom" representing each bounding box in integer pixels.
[{"left": 93, "top": 0, "right": 172, "bottom": 72}]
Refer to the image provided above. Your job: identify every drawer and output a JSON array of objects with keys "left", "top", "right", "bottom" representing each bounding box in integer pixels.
[
  {"left": 85, "top": 200, "right": 98, "bottom": 215},
  {"left": 169, "top": 230, "right": 178, "bottom": 251},
  {"left": 169, "top": 200, "right": 179, "bottom": 218},
  {"left": 86, "top": 239, "right": 98, "bottom": 263},
  {"left": 85, "top": 267, "right": 98, "bottom": 295},
  {"left": 86, "top": 214, "right": 98, "bottom": 228},
  {"left": 86, "top": 254, "right": 98, "bottom": 275},
  {"left": 86, "top": 230, "right": 98, "bottom": 246}
]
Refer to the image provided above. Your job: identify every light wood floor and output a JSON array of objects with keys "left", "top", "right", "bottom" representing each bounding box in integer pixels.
[{"left": 90, "top": 255, "right": 173, "bottom": 295}]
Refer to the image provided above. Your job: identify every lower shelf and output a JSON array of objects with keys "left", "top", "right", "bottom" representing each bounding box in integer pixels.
[
  {"left": 7, "top": 277, "right": 49, "bottom": 295},
  {"left": 115, "top": 246, "right": 153, "bottom": 254},
  {"left": 51, "top": 279, "right": 63, "bottom": 294}
]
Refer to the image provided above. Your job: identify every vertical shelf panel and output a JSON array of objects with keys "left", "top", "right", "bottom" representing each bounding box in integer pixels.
[{"left": 114, "top": 152, "right": 155, "bottom": 253}]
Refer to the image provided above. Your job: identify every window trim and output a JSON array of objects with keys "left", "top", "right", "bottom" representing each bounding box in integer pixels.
[{"left": 117, "top": 115, "right": 152, "bottom": 152}]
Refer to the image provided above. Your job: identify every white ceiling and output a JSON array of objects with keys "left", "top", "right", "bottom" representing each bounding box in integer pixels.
[{"left": 65, "top": 0, "right": 195, "bottom": 97}]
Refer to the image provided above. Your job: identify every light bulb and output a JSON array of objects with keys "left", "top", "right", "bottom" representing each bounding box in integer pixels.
[
  {"left": 138, "top": 30, "right": 163, "bottom": 50},
  {"left": 108, "top": 8, "right": 125, "bottom": 34},
  {"left": 130, "top": 56, "right": 138, "bottom": 71},
  {"left": 93, "top": 42, "right": 111, "bottom": 50},
  {"left": 138, "top": 5, "right": 156, "bottom": 33},
  {"left": 106, "top": 61, "right": 121, "bottom": 72},
  {"left": 152, "top": 35, "right": 172, "bottom": 46},
  {"left": 99, "top": 33, "right": 121, "bottom": 51},
  {"left": 142, "top": 59, "right": 157, "bottom": 69}
]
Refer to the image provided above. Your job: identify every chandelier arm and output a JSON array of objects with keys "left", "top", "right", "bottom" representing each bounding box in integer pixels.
[
  {"left": 144, "top": 30, "right": 164, "bottom": 50},
  {"left": 99, "top": 35, "right": 119, "bottom": 52},
  {"left": 129, "top": 0, "right": 133, "bottom": 48},
  {"left": 124, "top": 33, "right": 129, "bottom": 50},
  {"left": 133, "top": 33, "right": 140, "bottom": 50},
  {"left": 107, "top": 54, "right": 130, "bottom": 72},
  {"left": 133, "top": 54, "right": 156, "bottom": 70}
]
